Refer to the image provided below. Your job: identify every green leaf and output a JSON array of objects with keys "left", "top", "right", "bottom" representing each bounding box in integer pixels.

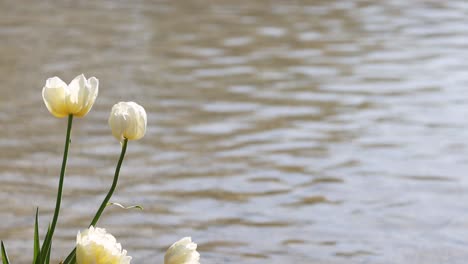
[
  {"left": 45, "top": 224, "right": 51, "bottom": 264},
  {"left": 33, "top": 208, "right": 41, "bottom": 264},
  {"left": 107, "top": 202, "right": 143, "bottom": 210},
  {"left": 39, "top": 223, "right": 52, "bottom": 264},
  {"left": 61, "top": 248, "right": 75, "bottom": 264},
  {"left": 45, "top": 246, "right": 50, "bottom": 264},
  {"left": 1, "top": 241, "right": 10, "bottom": 264}
]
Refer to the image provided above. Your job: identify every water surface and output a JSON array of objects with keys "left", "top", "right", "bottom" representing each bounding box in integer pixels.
[{"left": 1, "top": 0, "right": 468, "bottom": 263}]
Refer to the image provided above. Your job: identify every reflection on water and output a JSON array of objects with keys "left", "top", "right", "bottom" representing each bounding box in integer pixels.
[{"left": 2, "top": 0, "right": 468, "bottom": 263}]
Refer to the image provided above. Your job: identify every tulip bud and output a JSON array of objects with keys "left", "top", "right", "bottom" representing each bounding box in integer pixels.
[
  {"left": 76, "top": 226, "right": 131, "bottom": 264},
  {"left": 165, "top": 237, "right": 200, "bottom": 264},
  {"left": 42, "top": 74, "right": 99, "bottom": 118},
  {"left": 108, "top": 102, "right": 147, "bottom": 142}
]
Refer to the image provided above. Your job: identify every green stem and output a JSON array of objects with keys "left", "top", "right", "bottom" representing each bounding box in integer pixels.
[
  {"left": 62, "top": 138, "right": 128, "bottom": 264},
  {"left": 41, "top": 114, "right": 73, "bottom": 263},
  {"left": 90, "top": 138, "right": 128, "bottom": 226}
]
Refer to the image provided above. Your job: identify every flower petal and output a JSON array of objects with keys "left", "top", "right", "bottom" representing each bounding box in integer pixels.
[
  {"left": 108, "top": 103, "right": 127, "bottom": 142},
  {"left": 165, "top": 237, "right": 200, "bottom": 264},
  {"left": 108, "top": 102, "right": 147, "bottom": 142},
  {"left": 42, "top": 77, "right": 68, "bottom": 118},
  {"left": 66, "top": 74, "right": 88, "bottom": 114},
  {"left": 75, "top": 76, "right": 99, "bottom": 117},
  {"left": 76, "top": 226, "right": 131, "bottom": 264}
]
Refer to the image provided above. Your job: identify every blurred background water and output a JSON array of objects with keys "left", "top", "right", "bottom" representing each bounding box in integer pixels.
[{"left": 1, "top": 0, "right": 468, "bottom": 263}]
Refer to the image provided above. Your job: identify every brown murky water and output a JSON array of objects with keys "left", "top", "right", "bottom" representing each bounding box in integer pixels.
[{"left": 2, "top": 0, "right": 468, "bottom": 263}]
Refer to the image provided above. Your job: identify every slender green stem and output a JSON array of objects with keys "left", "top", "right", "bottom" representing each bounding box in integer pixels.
[
  {"left": 41, "top": 114, "right": 73, "bottom": 263},
  {"left": 90, "top": 138, "right": 128, "bottom": 226},
  {"left": 62, "top": 138, "right": 128, "bottom": 264}
]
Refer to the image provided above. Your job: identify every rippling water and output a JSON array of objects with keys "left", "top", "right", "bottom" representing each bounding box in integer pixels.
[{"left": 2, "top": 0, "right": 468, "bottom": 263}]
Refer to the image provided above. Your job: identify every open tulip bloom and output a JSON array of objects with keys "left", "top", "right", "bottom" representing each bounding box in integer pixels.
[
  {"left": 76, "top": 227, "right": 131, "bottom": 264},
  {"left": 42, "top": 74, "right": 99, "bottom": 118},
  {"left": 0, "top": 75, "right": 200, "bottom": 264}
]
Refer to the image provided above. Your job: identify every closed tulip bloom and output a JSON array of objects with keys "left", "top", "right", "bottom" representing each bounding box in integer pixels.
[
  {"left": 108, "top": 102, "right": 147, "bottom": 142},
  {"left": 76, "top": 226, "right": 131, "bottom": 264},
  {"left": 42, "top": 74, "right": 99, "bottom": 118},
  {"left": 164, "top": 237, "right": 200, "bottom": 264}
]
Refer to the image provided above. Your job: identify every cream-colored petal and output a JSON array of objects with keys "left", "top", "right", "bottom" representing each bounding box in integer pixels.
[
  {"left": 66, "top": 74, "right": 87, "bottom": 114},
  {"left": 42, "top": 77, "right": 68, "bottom": 118},
  {"left": 133, "top": 102, "right": 147, "bottom": 140},
  {"left": 46, "top": 76, "right": 67, "bottom": 88},
  {"left": 115, "top": 114, "right": 127, "bottom": 142},
  {"left": 75, "top": 76, "right": 99, "bottom": 117},
  {"left": 126, "top": 102, "right": 147, "bottom": 140},
  {"left": 165, "top": 237, "right": 200, "bottom": 264},
  {"left": 108, "top": 102, "right": 147, "bottom": 142},
  {"left": 76, "top": 226, "right": 131, "bottom": 264},
  {"left": 108, "top": 103, "right": 127, "bottom": 142},
  {"left": 124, "top": 104, "right": 138, "bottom": 140}
]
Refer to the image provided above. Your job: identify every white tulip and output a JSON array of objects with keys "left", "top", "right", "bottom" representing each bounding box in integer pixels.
[
  {"left": 108, "top": 102, "right": 147, "bottom": 142},
  {"left": 165, "top": 237, "right": 200, "bottom": 264},
  {"left": 76, "top": 226, "right": 131, "bottom": 264},
  {"left": 42, "top": 74, "right": 99, "bottom": 118}
]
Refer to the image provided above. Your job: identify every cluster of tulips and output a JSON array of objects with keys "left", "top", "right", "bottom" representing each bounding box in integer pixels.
[{"left": 1, "top": 74, "right": 200, "bottom": 264}]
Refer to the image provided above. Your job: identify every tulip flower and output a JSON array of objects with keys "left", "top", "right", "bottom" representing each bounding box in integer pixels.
[
  {"left": 42, "top": 74, "right": 99, "bottom": 118},
  {"left": 57, "top": 103, "right": 147, "bottom": 264},
  {"left": 76, "top": 226, "right": 131, "bottom": 264},
  {"left": 39, "top": 73, "right": 98, "bottom": 262},
  {"left": 74, "top": 102, "right": 146, "bottom": 260},
  {"left": 108, "top": 102, "right": 147, "bottom": 142},
  {"left": 165, "top": 237, "right": 200, "bottom": 264}
]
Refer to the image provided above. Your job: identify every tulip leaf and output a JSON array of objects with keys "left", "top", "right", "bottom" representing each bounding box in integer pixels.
[
  {"left": 1, "top": 241, "right": 10, "bottom": 264},
  {"left": 45, "top": 224, "right": 51, "bottom": 264},
  {"left": 39, "top": 223, "right": 52, "bottom": 264},
  {"left": 61, "top": 248, "right": 75, "bottom": 264},
  {"left": 107, "top": 202, "right": 143, "bottom": 210},
  {"left": 45, "top": 247, "right": 50, "bottom": 264},
  {"left": 33, "top": 208, "right": 41, "bottom": 264}
]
